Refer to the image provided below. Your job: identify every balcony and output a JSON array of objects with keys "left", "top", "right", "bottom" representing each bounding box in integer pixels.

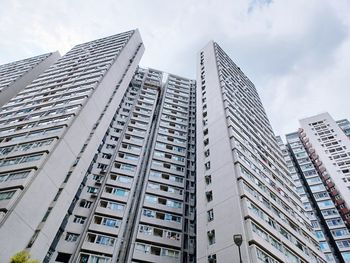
[
  {"left": 143, "top": 200, "right": 182, "bottom": 215},
  {"left": 137, "top": 231, "right": 181, "bottom": 248},
  {"left": 140, "top": 215, "right": 182, "bottom": 231},
  {"left": 146, "top": 187, "right": 183, "bottom": 201}
]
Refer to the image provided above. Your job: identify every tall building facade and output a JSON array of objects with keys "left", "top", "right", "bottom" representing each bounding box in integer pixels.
[
  {"left": 300, "top": 113, "right": 350, "bottom": 222},
  {"left": 0, "top": 30, "right": 144, "bottom": 262},
  {"left": 279, "top": 133, "right": 348, "bottom": 263},
  {"left": 46, "top": 68, "right": 196, "bottom": 263},
  {"left": 0, "top": 52, "right": 60, "bottom": 107},
  {"left": 196, "top": 41, "right": 325, "bottom": 263},
  {"left": 294, "top": 112, "right": 350, "bottom": 262}
]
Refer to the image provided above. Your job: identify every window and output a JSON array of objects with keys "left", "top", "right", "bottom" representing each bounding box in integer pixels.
[
  {"left": 145, "top": 195, "right": 157, "bottom": 204},
  {"left": 207, "top": 230, "right": 215, "bottom": 245},
  {"left": 307, "top": 177, "right": 321, "bottom": 184},
  {"left": 205, "top": 175, "right": 212, "bottom": 185},
  {"left": 313, "top": 192, "right": 328, "bottom": 199},
  {"left": 319, "top": 242, "right": 329, "bottom": 251},
  {"left": 324, "top": 253, "right": 335, "bottom": 262},
  {"left": 164, "top": 213, "right": 181, "bottom": 223},
  {"left": 105, "top": 186, "right": 128, "bottom": 197},
  {"left": 162, "top": 248, "right": 180, "bottom": 258},
  {"left": 205, "top": 161, "right": 211, "bottom": 170},
  {"left": 102, "top": 218, "right": 120, "bottom": 228},
  {"left": 284, "top": 248, "right": 299, "bottom": 263},
  {"left": 331, "top": 228, "right": 349, "bottom": 237},
  {"left": 115, "top": 162, "right": 135, "bottom": 172},
  {"left": 337, "top": 240, "right": 350, "bottom": 248},
  {"left": 100, "top": 200, "right": 124, "bottom": 211},
  {"left": 93, "top": 216, "right": 120, "bottom": 228},
  {"left": 203, "top": 128, "right": 209, "bottom": 136},
  {"left": 135, "top": 243, "right": 151, "bottom": 254},
  {"left": 318, "top": 200, "right": 334, "bottom": 208},
  {"left": 0, "top": 190, "right": 16, "bottom": 200},
  {"left": 167, "top": 199, "right": 182, "bottom": 208},
  {"left": 315, "top": 231, "right": 324, "bottom": 239},
  {"left": 310, "top": 184, "right": 326, "bottom": 193},
  {"left": 0, "top": 170, "right": 30, "bottom": 182},
  {"left": 139, "top": 225, "right": 153, "bottom": 235},
  {"left": 342, "top": 252, "right": 350, "bottom": 261},
  {"left": 143, "top": 209, "right": 181, "bottom": 223},
  {"left": 73, "top": 216, "right": 86, "bottom": 224},
  {"left": 118, "top": 175, "right": 132, "bottom": 183},
  {"left": 327, "top": 218, "right": 343, "bottom": 227},
  {"left": 207, "top": 209, "right": 214, "bottom": 222},
  {"left": 206, "top": 191, "right": 213, "bottom": 202},
  {"left": 96, "top": 235, "right": 115, "bottom": 246},
  {"left": 252, "top": 222, "right": 269, "bottom": 241},
  {"left": 87, "top": 187, "right": 98, "bottom": 194},
  {"left": 0, "top": 153, "right": 44, "bottom": 167},
  {"left": 80, "top": 200, "right": 93, "bottom": 209},
  {"left": 208, "top": 254, "right": 217, "bottom": 263},
  {"left": 106, "top": 144, "right": 115, "bottom": 149},
  {"left": 322, "top": 209, "right": 338, "bottom": 217},
  {"left": 114, "top": 188, "right": 128, "bottom": 196},
  {"left": 86, "top": 233, "right": 114, "bottom": 246},
  {"left": 55, "top": 252, "right": 71, "bottom": 263},
  {"left": 65, "top": 232, "right": 79, "bottom": 242},
  {"left": 256, "top": 248, "right": 279, "bottom": 263}
]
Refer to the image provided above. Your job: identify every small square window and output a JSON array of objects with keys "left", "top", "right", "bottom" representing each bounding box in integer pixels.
[
  {"left": 206, "top": 191, "right": 213, "bottom": 202},
  {"left": 207, "top": 209, "right": 214, "bottom": 222}
]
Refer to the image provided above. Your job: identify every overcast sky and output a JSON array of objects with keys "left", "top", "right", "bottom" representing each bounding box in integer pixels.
[{"left": 1, "top": 0, "right": 349, "bottom": 138}]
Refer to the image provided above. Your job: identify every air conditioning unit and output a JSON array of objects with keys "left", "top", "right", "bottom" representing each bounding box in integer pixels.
[
  {"left": 91, "top": 193, "right": 98, "bottom": 198},
  {"left": 95, "top": 179, "right": 102, "bottom": 185}
]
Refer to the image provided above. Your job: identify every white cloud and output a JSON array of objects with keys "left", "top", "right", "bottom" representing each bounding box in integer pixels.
[{"left": 0, "top": 0, "right": 349, "bottom": 137}]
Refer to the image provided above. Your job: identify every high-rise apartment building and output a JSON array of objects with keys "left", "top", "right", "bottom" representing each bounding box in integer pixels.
[
  {"left": 0, "top": 52, "right": 60, "bottom": 107},
  {"left": 279, "top": 133, "right": 348, "bottom": 263},
  {"left": 0, "top": 30, "right": 144, "bottom": 262},
  {"left": 300, "top": 113, "right": 350, "bottom": 221},
  {"left": 196, "top": 41, "right": 325, "bottom": 263},
  {"left": 46, "top": 68, "right": 196, "bottom": 263},
  {"left": 292, "top": 112, "right": 350, "bottom": 262}
]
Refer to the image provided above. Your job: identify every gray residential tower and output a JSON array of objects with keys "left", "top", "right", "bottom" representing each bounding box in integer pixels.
[
  {"left": 196, "top": 41, "right": 325, "bottom": 263},
  {"left": 0, "top": 30, "right": 144, "bottom": 262}
]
